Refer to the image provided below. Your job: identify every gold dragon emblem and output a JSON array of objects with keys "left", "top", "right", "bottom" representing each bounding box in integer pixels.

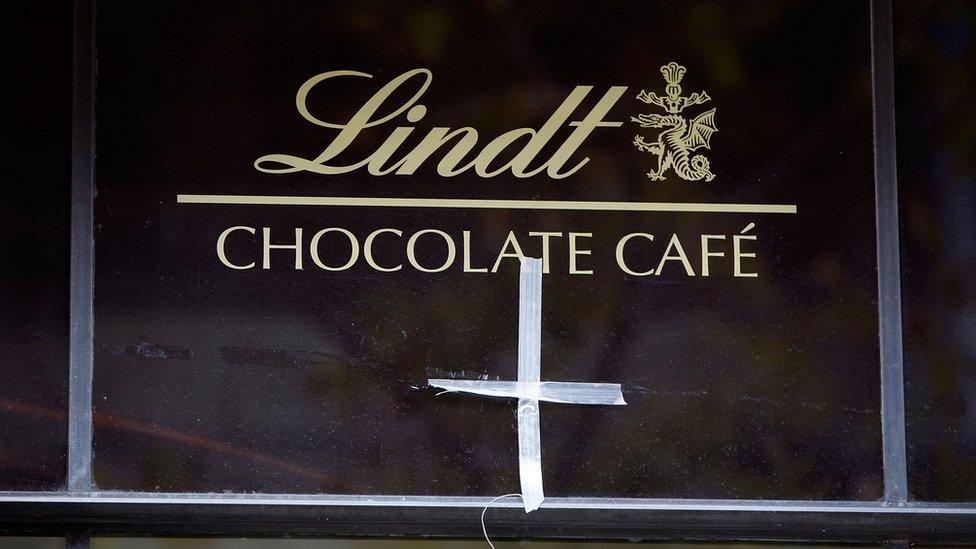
[{"left": 632, "top": 62, "right": 718, "bottom": 182}]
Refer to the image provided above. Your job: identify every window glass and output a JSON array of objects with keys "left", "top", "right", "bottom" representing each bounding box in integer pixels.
[
  {"left": 92, "top": 0, "right": 882, "bottom": 499},
  {"left": 0, "top": 2, "right": 72, "bottom": 491},
  {"left": 895, "top": 1, "right": 976, "bottom": 501}
]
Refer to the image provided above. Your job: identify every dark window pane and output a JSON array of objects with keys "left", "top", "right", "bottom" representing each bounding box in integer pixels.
[
  {"left": 93, "top": 0, "right": 882, "bottom": 499},
  {"left": 896, "top": 1, "right": 976, "bottom": 501},
  {"left": 0, "top": 2, "right": 71, "bottom": 490}
]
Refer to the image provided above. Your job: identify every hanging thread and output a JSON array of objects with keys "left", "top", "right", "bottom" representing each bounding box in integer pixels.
[{"left": 481, "top": 493, "right": 524, "bottom": 549}]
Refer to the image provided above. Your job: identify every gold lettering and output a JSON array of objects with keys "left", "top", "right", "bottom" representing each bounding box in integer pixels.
[
  {"left": 364, "top": 228, "right": 403, "bottom": 272},
  {"left": 262, "top": 228, "right": 303, "bottom": 270},
  {"left": 655, "top": 234, "right": 694, "bottom": 276},
  {"left": 569, "top": 232, "right": 593, "bottom": 275},
  {"left": 491, "top": 231, "right": 525, "bottom": 272},
  {"left": 216, "top": 226, "right": 256, "bottom": 270},
  {"left": 615, "top": 233, "right": 654, "bottom": 276},
  {"left": 406, "top": 229, "right": 456, "bottom": 273},
  {"left": 463, "top": 230, "right": 488, "bottom": 273},
  {"left": 255, "top": 69, "right": 627, "bottom": 179},
  {"left": 310, "top": 228, "right": 359, "bottom": 271}
]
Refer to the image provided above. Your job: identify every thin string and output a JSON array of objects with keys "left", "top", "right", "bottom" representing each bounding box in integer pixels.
[{"left": 481, "top": 493, "right": 524, "bottom": 549}]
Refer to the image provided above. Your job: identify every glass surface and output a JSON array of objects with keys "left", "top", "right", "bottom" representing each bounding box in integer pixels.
[
  {"left": 896, "top": 1, "right": 976, "bottom": 501},
  {"left": 0, "top": 3, "right": 71, "bottom": 490},
  {"left": 93, "top": 0, "right": 882, "bottom": 499}
]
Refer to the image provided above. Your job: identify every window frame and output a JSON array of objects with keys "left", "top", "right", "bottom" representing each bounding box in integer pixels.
[{"left": 2, "top": 0, "right": 976, "bottom": 544}]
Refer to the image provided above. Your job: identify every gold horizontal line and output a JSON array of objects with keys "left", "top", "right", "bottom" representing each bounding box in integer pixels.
[{"left": 176, "top": 195, "right": 797, "bottom": 214}]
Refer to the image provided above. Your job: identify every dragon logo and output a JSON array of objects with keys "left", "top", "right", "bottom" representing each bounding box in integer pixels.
[{"left": 632, "top": 62, "right": 717, "bottom": 182}]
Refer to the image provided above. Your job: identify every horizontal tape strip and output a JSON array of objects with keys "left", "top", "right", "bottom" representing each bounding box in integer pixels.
[{"left": 428, "top": 380, "right": 626, "bottom": 406}]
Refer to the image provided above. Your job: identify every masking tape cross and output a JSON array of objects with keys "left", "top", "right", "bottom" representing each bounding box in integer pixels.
[{"left": 429, "top": 257, "right": 626, "bottom": 512}]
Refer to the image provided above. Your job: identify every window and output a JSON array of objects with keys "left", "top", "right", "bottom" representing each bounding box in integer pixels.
[{"left": 1, "top": 0, "right": 974, "bottom": 545}]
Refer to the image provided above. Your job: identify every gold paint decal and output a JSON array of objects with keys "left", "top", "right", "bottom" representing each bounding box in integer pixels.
[{"left": 632, "top": 62, "right": 717, "bottom": 182}]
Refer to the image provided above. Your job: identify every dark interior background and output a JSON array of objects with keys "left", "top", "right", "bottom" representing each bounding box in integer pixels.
[
  {"left": 895, "top": 0, "right": 976, "bottom": 502},
  {"left": 0, "top": 2, "right": 72, "bottom": 490}
]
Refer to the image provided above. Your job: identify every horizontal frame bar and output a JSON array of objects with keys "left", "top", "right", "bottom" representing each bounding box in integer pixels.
[{"left": 1, "top": 493, "right": 975, "bottom": 542}]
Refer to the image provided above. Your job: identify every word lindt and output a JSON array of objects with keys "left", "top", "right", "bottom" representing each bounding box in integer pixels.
[{"left": 254, "top": 69, "right": 627, "bottom": 178}]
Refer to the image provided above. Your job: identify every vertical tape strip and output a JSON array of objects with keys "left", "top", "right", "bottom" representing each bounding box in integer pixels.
[
  {"left": 517, "top": 257, "right": 544, "bottom": 512},
  {"left": 517, "top": 399, "right": 543, "bottom": 512},
  {"left": 517, "top": 257, "right": 542, "bottom": 384}
]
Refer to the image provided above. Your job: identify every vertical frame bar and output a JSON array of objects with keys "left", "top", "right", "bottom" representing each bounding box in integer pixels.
[
  {"left": 68, "top": 0, "right": 95, "bottom": 494},
  {"left": 870, "top": 0, "right": 908, "bottom": 503}
]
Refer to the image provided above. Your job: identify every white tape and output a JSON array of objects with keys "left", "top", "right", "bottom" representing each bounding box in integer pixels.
[
  {"left": 516, "top": 257, "right": 544, "bottom": 512},
  {"left": 517, "top": 397, "right": 544, "bottom": 512},
  {"left": 517, "top": 257, "right": 543, "bottom": 386},
  {"left": 428, "top": 380, "right": 626, "bottom": 405},
  {"left": 428, "top": 256, "right": 626, "bottom": 513}
]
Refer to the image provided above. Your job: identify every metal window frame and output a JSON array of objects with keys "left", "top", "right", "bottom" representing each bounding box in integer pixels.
[{"left": 3, "top": 0, "right": 976, "bottom": 544}]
